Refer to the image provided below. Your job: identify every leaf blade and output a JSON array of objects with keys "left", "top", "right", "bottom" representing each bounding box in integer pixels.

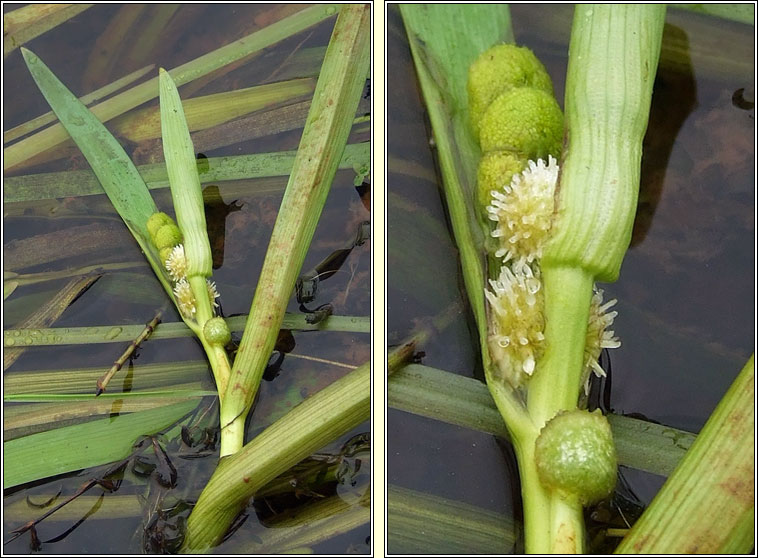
[{"left": 3, "top": 400, "right": 197, "bottom": 488}]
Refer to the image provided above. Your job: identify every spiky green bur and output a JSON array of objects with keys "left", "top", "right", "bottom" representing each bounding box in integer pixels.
[
  {"left": 479, "top": 87, "right": 564, "bottom": 159},
  {"left": 203, "top": 317, "right": 231, "bottom": 346},
  {"left": 147, "top": 212, "right": 175, "bottom": 239},
  {"left": 467, "top": 45, "right": 564, "bottom": 226},
  {"left": 534, "top": 409, "right": 617, "bottom": 505},
  {"left": 153, "top": 223, "right": 183, "bottom": 250},
  {"left": 476, "top": 151, "right": 525, "bottom": 210},
  {"left": 467, "top": 44, "right": 555, "bottom": 137}
]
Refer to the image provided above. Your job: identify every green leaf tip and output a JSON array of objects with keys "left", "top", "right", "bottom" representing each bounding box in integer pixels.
[{"left": 159, "top": 68, "right": 213, "bottom": 278}]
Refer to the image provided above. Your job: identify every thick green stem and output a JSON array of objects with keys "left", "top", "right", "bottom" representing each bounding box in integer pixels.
[
  {"left": 187, "top": 275, "right": 212, "bottom": 325},
  {"left": 181, "top": 362, "right": 369, "bottom": 552},
  {"left": 527, "top": 266, "right": 594, "bottom": 428},
  {"left": 516, "top": 437, "right": 553, "bottom": 553},
  {"left": 549, "top": 497, "right": 585, "bottom": 553},
  {"left": 219, "top": 412, "right": 246, "bottom": 458}
]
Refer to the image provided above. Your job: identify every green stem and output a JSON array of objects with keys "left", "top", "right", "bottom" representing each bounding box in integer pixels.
[
  {"left": 187, "top": 274, "right": 238, "bottom": 454},
  {"left": 514, "top": 432, "right": 552, "bottom": 554},
  {"left": 484, "top": 375, "right": 534, "bottom": 445},
  {"left": 218, "top": 411, "right": 245, "bottom": 457},
  {"left": 181, "top": 362, "right": 369, "bottom": 552},
  {"left": 527, "top": 265, "right": 593, "bottom": 428},
  {"left": 549, "top": 497, "right": 585, "bottom": 553},
  {"left": 188, "top": 275, "right": 213, "bottom": 325}
]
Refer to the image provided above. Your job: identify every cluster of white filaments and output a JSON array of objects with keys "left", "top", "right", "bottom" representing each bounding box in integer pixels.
[
  {"left": 485, "top": 158, "right": 557, "bottom": 385},
  {"left": 166, "top": 244, "right": 220, "bottom": 320},
  {"left": 165, "top": 245, "right": 188, "bottom": 282},
  {"left": 486, "top": 156, "right": 559, "bottom": 265},
  {"left": 485, "top": 156, "right": 621, "bottom": 388},
  {"left": 485, "top": 263, "right": 545, "bottom": 384},
  {"left": 581, "top": 288, "right": 621, "bottom": 394},
  {"left": 207, "top": 281, "right": 221, "bottom": 309},
  {"left": 173, "top": 279, "right": 195, "bottom": 318},
  {"left": 172, "top": 277, "right": 220, "bottom": 319}
]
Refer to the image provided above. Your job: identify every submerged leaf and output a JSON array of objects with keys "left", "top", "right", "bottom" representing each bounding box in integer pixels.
[{"left": 3, "top": 400, "right": 197, "bottom": 488}]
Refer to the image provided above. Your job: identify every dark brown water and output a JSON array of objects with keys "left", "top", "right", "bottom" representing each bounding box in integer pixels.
[
  {"left": 388, "top": 4, "right": 754, "bottom": 554},
  {"left": 3, "top": 4, "right": 370, "bottom": 554}
]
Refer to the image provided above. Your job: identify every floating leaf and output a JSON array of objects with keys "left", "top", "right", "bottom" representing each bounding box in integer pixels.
[{"left": 3, "top": 400, "right": 197, "bottom": 488}]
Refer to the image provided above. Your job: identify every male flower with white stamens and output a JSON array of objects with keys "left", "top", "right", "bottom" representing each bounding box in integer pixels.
[
  {"left": 165, "top": 244, "right": 188, "bottom": 282},
  {"left": 581, "top": 288, "right": 621, "bottom": 394},
  {"left": 485, "top": 263, "right": 546, "bottom": 387},
  {"left": 486, "top": 156, "right": 558, "bottom": 265}
]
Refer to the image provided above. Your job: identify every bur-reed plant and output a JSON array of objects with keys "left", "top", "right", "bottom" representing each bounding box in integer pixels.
[
  {"left": 400, "top": 3, "right": 753, "bottom": 554},
  {"left": 10, "top": 3, "right": 370, "bottom": 551}
]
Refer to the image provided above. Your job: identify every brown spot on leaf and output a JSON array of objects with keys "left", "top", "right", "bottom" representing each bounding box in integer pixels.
[{"left": 633, "top": 533, "right": 652, "bottom": 551}]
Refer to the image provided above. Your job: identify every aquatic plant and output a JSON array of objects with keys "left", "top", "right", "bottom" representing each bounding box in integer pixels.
[
  {"left": 398, "top": 3, "right": 753, "bottom": 554},
  {"left": 465, "top": 26, "right": 633, "bottom": 550},
  {"left": 6, "top": 3, "right": 370, "bottom": 552}
]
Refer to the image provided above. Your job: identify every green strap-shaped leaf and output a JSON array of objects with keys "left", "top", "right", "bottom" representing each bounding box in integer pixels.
[
  {"left": 20, "top": 48, "right": 170, "bottom": 297},
  {"left": 3, "top": 400, "right": 197, "bottom": 488},
  {"left": 159, "top": 68, "right": 213, "bottom": 278}
]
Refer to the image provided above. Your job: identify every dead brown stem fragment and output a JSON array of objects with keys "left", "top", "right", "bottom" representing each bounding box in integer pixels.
[
  {"left": 95, "top": 311, "right": 162, "bottom": 395},
  {"left": 5, "top": 457, "right": 128, "bottom": 547}
]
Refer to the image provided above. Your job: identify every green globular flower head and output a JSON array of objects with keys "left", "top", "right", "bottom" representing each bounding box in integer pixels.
[
  {"left": 479, "top": 87, "right": 564, "bottom": 161},
  {"left": 154, "top": 223, "right": 183, "bottom": 251},
  {"left": 468, "top": 44, "right": 555, "bottom": 137},
  {"left": 203, "top": 317, "right": 231, "bottom": 346},
  {"left": 477, "top": 150, "right": 526, "bottom": 212},
  {"left": 534, "top": 409, "right": 617, "bottom": 505},
  {"left": 147, "top": 212, "right": 175, "bottom": 240}
]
